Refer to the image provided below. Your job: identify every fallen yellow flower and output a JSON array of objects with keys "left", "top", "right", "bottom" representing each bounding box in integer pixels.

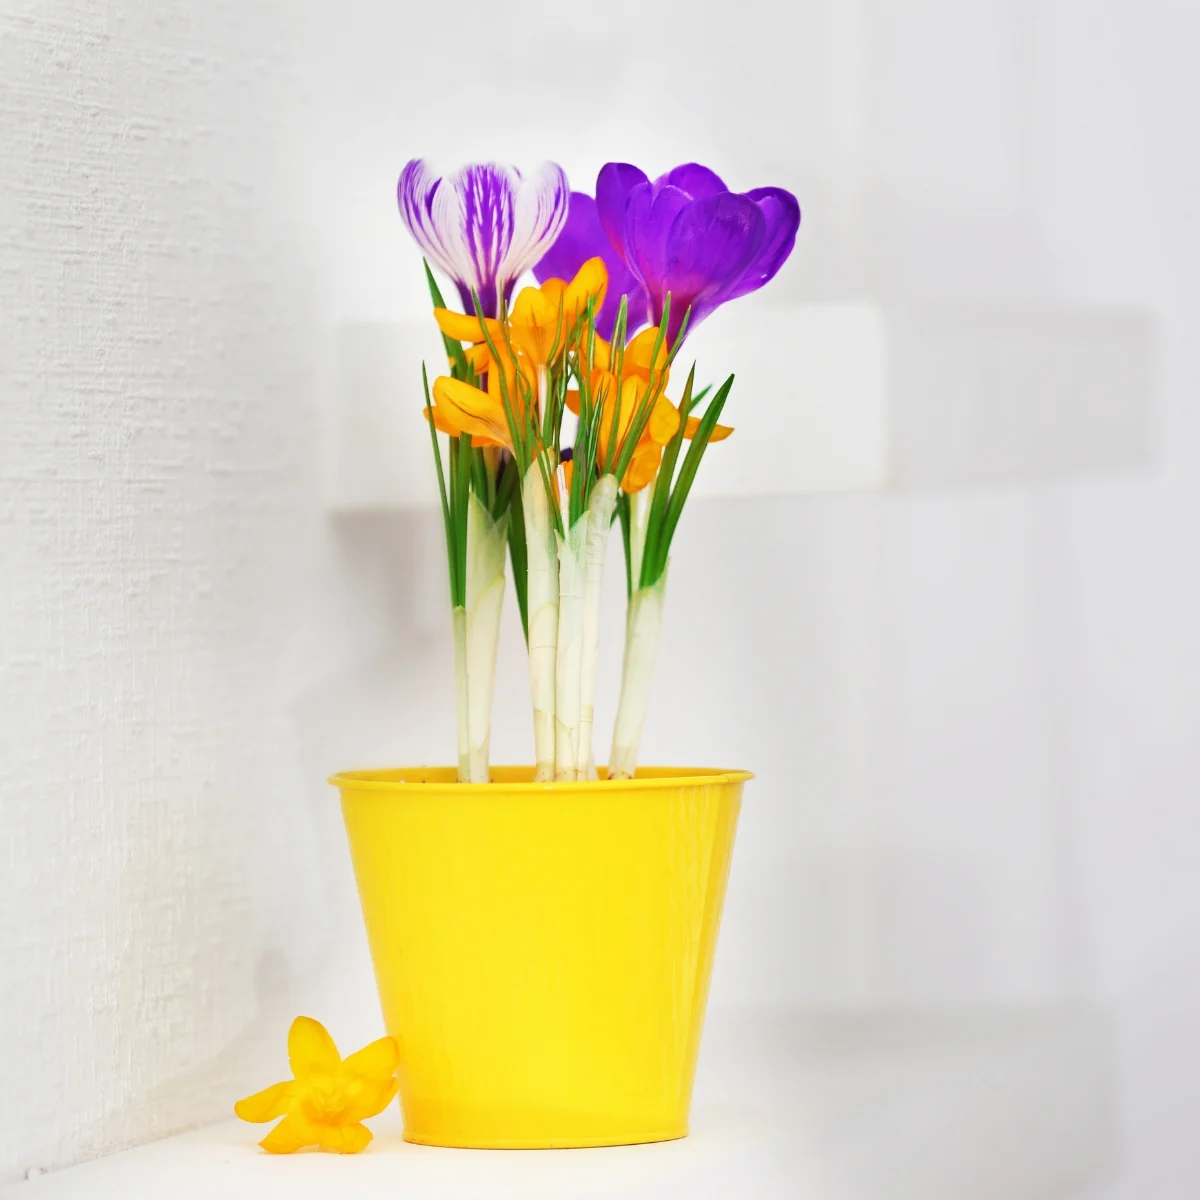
[{"left": 234, "top": 1016, "right": 399, "bottom": 1154}]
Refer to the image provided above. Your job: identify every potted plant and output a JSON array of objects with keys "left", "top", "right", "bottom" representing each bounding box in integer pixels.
[{"left": 332, "top": 158, "right": 800, "bottom": 1148}]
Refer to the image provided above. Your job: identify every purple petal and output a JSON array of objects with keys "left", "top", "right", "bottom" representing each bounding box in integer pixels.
[
  {"left": 398, "top": 160, "right": 567, "bottom": 317},
  {"left": 595, "top": 162, "right": 649, "bottom": 263},
  {"left": 623, "top": 183, "right": 694, "bottom": 300},
  {"left": 659, "top": 194, "right": 766, "bottom": 342},
  {"left": 721, "top": 187, "right": 801, "bottom": 302},
  {"left": 653, "top": 163, "right": 728, "bottom": 200},
  {"left": 534, "top": 192, "right": 648, "bottom": 339},
  {"left": 496, "top": 161, "right": 569, "bottom": 295}
]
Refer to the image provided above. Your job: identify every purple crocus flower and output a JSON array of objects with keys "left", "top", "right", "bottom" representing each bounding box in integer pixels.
[
  {"left": 533, "top": 192, "right": 648, "bottom": 341},
  {"left": 595, "top": 162, "right": 800, "bottom": 344},
  {"left": 398, "top": 160, "right": 570, "bottom": 318}
]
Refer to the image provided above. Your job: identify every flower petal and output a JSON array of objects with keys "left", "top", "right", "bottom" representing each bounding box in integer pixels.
[
  {"left": 341, "top": 1035, "right": 399, "bottom": 1081},
  {"left": 289, "top": 1017, "right": 341, "bottom": 1081},
  {"left": 316, "top": 1122, "right": 374, "bottom": 1154},
  {"left": 259, "top": 1114, "right": 319, "bottom": 1155},
  {"left": 401, "top": 161, "right": 567, "bottom": 318},
  {"left": 660, "top": 193, "right": 766, "bottom": 342},
  {"left": 535, "top": 194, "right": 646, "bottom": 340},
  {"left": 647, "top": 393, "right": 681, "bottom": 445},
  {"left": 622, "top": 441, "right": 662, "bottom": 493},
  {"left": 654, "top": 163, "right": 728, "bottom": 200},
  {"left": 463, "top": 343, "right": 492, "bottom": 374},
  {"left": 434, "top": 308, "right": 501, "bottom": 345},
  {"left": 622, "top": 327, "right": 668, "bottom": 381},
  {"left": 234, "top": 1080, "right": 295, "bottom": 1124},
  {"left": 721, "top": 187, "right": 801, "bottom": 302},
  {"left": 496, "top": 162, "right": 569, "bottom": 297},
  {"left": 623, "top": 183, "right": 693, "bottom": 302},
  {"left": 339, "top": 1074, "right": 398, "bottom": 1122},
  {"left": 684, "top": 414, "right": 734, "bottom": 441},
  {"left": 595, "top": 163, "right": 649, "bottom": 263},
  {"left": 564, "top": 257, "right": 608, "bottom": 329},
  {"left": 433, "top": 376, "right": 511, "bottom": 448},
  {"left": 424, "top": 406, "right": 457, "bottom": 437}
]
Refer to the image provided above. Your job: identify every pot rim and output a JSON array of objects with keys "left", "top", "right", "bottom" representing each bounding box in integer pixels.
[{"left": 329, "top": 765, "right": 754, "bottom": 794}]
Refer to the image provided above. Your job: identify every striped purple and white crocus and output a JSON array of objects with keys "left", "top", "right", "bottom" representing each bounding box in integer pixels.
[{"left": 398, "top": 160, "right": 570, "bottom": 318}]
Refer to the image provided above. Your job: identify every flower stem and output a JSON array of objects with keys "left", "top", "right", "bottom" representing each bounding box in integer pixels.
[
  {"left": 578, "top": 474, "right": 619, "bottom": 780},
  {"left": 554, "top": 516, "right": 588, "bottom": 780},
  {"left": 451, "top": 605, "right": 471, "bottom": 782},
  {"left": 523, "top": 457, "right": 558, "bottom": 781},
  {"left": 609, "top": 571, "right": 668, "bottom": 780},
  {"left": 465, "top": 494, "right": 508, "bottom": 783}
]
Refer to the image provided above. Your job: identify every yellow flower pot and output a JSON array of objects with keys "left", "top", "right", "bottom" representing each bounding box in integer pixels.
[{"left": 332, "top": 765, "right": 750, "bottom": 1149}]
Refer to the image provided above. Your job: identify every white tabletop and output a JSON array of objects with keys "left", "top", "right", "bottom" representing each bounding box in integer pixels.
[{"left": 5, "top": 1009, "right": 1116, "bottom": 1199}]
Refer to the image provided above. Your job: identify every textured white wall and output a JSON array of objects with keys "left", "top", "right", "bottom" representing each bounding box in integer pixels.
[
  {"left": 2, "top": 0, "right": 1193, "bottom": 1194},
  {"left": 0, "top": 1, "right": 368, "bottom": 1181}
]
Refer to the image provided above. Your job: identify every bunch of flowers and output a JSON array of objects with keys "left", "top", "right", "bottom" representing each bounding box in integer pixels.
[{"left": 397, "top": 159, "right": 800, "bottom": 782}]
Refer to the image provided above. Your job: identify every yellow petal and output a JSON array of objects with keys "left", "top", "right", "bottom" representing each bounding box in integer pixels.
[
  {"left": 259, "top": 1113, "right": 319, "bottom": 1155},
  {"left": 684, "top": 415, "right": 734, "bottom": 442},
  {"left": 289, "top": 1017, "right": 341, "bottom": 1081},
  {"left": 565, "top": 389, "right": 581, "bottom": 417},
  {"left": 340, "top": 1074, "right": 398, "bottom": 1123},
  {"left": 234, "top": 1080, "right": 296, "bottom": 1124},
  {"left": 463, "top": 343, "right": 492, "bottom": 374},
  {"left": 564, "top": 257, "right": 608, "bottom": 327},
  {"left": 423, "top": 406, "right": 457, "bottom": 436},
  {"left": 315, "top": 1121, "right": 373, "bottom": 1154},
  {"left": 433, "top": 308, "right": 501, "bottom": 344},
  {"left": 589, "top": 335, "right": 612, "bottom": 371},
  {"left": 624, "top": 327, "right": 668, "bottom": 380},
  {"left": 432, "top": 376, "right": 510, "bottom": 448},
  {"left": 341, "top": 1035, "right": 399, "bottom": 1081},
  {"left": 622, "top": 441, "right": 662, "bottom": 493},
  {"left": 509, "top": 283, "right": 563, "bottom": 366},
  {"left": 647, "top": 394, "right": 681, "bottom": 445}
]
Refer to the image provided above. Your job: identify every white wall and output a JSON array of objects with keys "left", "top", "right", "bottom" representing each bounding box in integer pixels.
[
  {"left": 2, "top": 1, "right": 1197, "bottom": 1195},
  {"left": 0, "top": 1, "right": 370, "bottom": 1180}
]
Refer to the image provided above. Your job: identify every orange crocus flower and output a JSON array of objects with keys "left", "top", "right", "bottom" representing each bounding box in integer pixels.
[
  {"left": 568, "top": 326, "right": 733, "bottom": 493},
  {"left": 430, "top": 343, "right": 536, "bottom": 450},
  {"left": 434, "top": 258, "right": 607, "bottom": 374}
]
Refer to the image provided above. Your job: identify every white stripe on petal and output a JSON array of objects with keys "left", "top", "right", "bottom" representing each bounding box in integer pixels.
[
  {"left": 498, "top": 162, "right": 570, "bottom": 291},
  {"left": 398, "top": 159, "right": 569, "bottom": 308}
]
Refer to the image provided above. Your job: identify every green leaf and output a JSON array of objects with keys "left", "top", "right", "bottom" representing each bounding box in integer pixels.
[
  {"left": 639, "top": 365, "right": 694, "bottom": 589},
  {"left": 651, "top": 373, "right": 734, "bottom": 583},
  {"left": 424, "top": 260, "right": 470, "bottom": 379},
  {"left": 423, "top": 363, "right": 462, "bottom": 606},
  {"left": 505, "top": 466, "right": 529, "bottom": 641}
]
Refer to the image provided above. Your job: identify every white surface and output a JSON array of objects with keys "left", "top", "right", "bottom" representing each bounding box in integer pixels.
[
  {"left": 2, "top": 1010, "right": 1117, "bottom": 1200},
  {"left": 4, "top": 0, "right": 1198, "bottom": 1197}
]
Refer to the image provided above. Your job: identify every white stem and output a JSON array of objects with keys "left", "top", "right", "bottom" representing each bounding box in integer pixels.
[
  {"left": 609, "top": 571, "right": 668, "bottom": 780},
  {"left": 464, "top": 494, "right": 508, "bottom": 784},
  {"left": 578, "top": 475, "right": 619, "bottom": 780},
  {"left": 554, "top": 517, "right": 588, "bottom": 780},
  {"left": 523, "top": 457, "right": 558, "bottom": 781},
  {"left": 630, "top": 484, "right": 652, "bottom": 592},
  {"left": 452, "top": 606, "right": 471, "bottom": 782}
]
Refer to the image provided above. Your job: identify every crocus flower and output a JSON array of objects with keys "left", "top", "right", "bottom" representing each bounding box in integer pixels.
[
  {"left": 430, "top": 345, "right": 535, "bottom": 450},
  {"left": 234, "top": 1016, "right": 398, "bottom": 1154},
  {"left": 435, "top": 258, "right": 608, "bottom": 374},
  {"left": 594, "top": 162, "right": 800, "bottom": 344},
  {"left": 399, "top": 160, "right": 570, "bottom": 317},
  {"left": 534, "top": 193, "right": 648, "bottom": 340},
  {"left": 568, "top": 326, "right": 732, "bottom": 492}
]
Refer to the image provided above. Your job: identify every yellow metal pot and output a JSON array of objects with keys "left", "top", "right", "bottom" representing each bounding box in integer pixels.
[{"left": 332, "top": 765, "right": 750, "bottom": 1149}]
